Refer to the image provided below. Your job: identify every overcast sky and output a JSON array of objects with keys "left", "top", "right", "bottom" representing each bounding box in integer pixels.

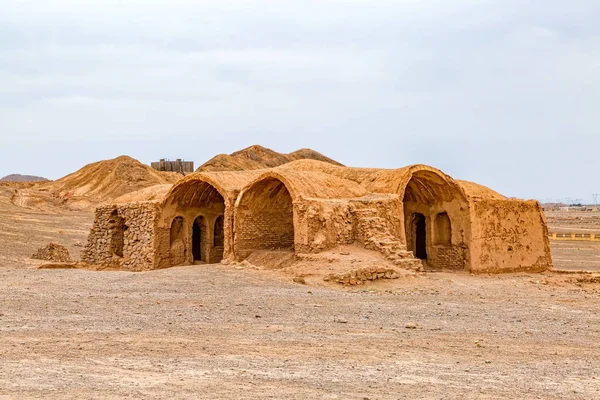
[{"left": 1, "top": 0, "right": 599, "bottom": 203}]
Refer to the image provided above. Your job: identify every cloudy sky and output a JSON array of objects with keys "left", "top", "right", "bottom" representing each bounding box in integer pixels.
[{"left": 1, "top": 0, "right": 599, "bottom": 203}]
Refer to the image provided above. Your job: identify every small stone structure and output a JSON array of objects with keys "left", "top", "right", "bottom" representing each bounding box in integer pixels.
[
  {"left": 81, "top": 202, "right": 160, "bottom": 270},
  {"left": 32, "top": 243, "right": 72, "bottom": 263},
  {"left": 82, "top": 160, "right": 553, "bottom": 273}
]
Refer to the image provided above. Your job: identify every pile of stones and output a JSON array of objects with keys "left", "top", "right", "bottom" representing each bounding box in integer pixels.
[{"left": 31, "top": 243, "right": 72, "bottom": 263}]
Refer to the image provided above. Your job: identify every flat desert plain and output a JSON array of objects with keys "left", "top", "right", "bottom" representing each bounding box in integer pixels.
[{"left": 1, "top": 202, "right": 599, "bottom": 399}]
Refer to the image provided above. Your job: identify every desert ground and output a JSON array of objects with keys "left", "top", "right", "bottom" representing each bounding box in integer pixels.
[
  {"left": 545, "top": 210, "right": 600, "bottom": 272},
  {"left": 0, "top": 196, "right": 599, "bottom": 399}
]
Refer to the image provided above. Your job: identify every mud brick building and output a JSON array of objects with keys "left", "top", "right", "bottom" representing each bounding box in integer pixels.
[{"left": 83, "top": 160, "right": 552, "bottom": 274}]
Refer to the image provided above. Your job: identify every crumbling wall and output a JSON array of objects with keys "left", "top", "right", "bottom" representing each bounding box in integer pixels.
[
  {"left": 468, "top": 199, "right": 553, "bottom": 273},
  {"left": 294, "top": 199, "right": 354, "bottom": 253},
  {"left": 293, "top": 195, "right": 404, "bottom": 254},
  {"left": 82, "top": 202, "right": 160, "bottom": 271}
]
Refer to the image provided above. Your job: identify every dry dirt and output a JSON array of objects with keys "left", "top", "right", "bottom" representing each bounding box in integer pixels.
[
  {"left": 545, "top": 210, "right": 600, "bottom": 234},
  {"left": 1, "top": 202, "right": 600, "bottom": 399}
]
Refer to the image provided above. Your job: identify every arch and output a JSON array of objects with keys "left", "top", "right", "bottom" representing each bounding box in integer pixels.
[
  {"left": 160, "top": 174, "right": 228, "bottom": 266},
  {"left": 169, "top": 216, "right": 187, "bottom": 266},
  {"left": 401, "top": 167, "right": 469, "bottom": 270},
  {"left": 434, "top": 212, "right": 452, "bottom": 246},
  {"left": 234, "top": 177, "right": 295, "bottom": 260},
  {"left": 165, "top": 174, "right": 228, "bottom": 209},
  {"left": 108, "top": 210, "right": 126, "bottom": 258}
]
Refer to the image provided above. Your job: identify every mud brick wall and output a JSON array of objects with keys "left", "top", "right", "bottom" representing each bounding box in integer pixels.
[
  {"left": 82, "top": 202, "right": 160, "bottom": 271},
  {"left": 427, "top": 245, "right": 466, "bottom": 270},
  {"left": 236, "top": 208, "right": 295, "bottom": 257},
  {"left": 469, "top": 199, "right": 552, "bottom": 273}
]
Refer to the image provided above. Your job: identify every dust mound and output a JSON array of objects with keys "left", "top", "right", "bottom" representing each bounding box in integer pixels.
[
  {"left": 1, "top": 174, "right": 49, "bottom": 183},
  {"left": 198, "top": 145, "right": 343, "bottom": 172},
  {"left": 32, "top": 243, "right": 72, "bottom": 262},
  {"left": 38, "top": 156, "right": 181, "bottom": 208}
]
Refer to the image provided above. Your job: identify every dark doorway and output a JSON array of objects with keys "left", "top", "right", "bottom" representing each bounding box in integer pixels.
[
  {"left": 214, "top": 216, "right": 224, "bottom": 248},
  {"left": 109, "top": 210, "right": 126, "bottom": 258},
  {"left": 192, "top": 216, "right": 205, "bottom": 262},
  {"left": 414, "top": 213, "right": 427, "bottom": 260}
]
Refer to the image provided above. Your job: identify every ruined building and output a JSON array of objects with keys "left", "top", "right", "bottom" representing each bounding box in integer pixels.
[
  {"left": 151, "top": 159, "right": 194, "bottom": 174},
  {"left": 82, "top": 160, "right": 553, "bottom": 274}
]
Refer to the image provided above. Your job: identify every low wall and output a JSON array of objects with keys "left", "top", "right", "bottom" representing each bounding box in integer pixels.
[{"left": 548, "top": 232, "right": 600, "bottom": 242}]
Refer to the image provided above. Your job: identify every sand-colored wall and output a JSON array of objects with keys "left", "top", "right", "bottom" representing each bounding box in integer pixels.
[{"left": 468, "top": 199, "right": 553, "bottom": 273}]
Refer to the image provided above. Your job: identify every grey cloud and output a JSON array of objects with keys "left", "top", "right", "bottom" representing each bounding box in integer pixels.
[{"left": 0, "top": 0, "right": 599, "bottom": 203}]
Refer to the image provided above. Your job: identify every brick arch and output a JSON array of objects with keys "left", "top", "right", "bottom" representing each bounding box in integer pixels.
[{"left": 234, "top": 176, "right": 295, "bottom": 261}]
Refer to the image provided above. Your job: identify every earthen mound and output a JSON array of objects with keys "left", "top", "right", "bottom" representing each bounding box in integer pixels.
[
  {"left": 1, "top": 174, "right": 49, "bottom": 183},
  {"left": 197, "top": 145, "right": 343, "bottom": 172},
  {"left": 32, "top": 243, "right": 73, "bottom": 262},
  {"left": 37, "top": 156, "right": 181, "bottom": 209},
  {"left": 113, "top": 184, "right": 173, "bottom": 204}
]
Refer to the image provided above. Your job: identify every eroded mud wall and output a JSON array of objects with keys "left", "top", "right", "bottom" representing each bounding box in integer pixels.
[
  {"left": 469, "top": 199, "right": 552, "bottom": 273},
  {"left": 82, "top": 202, "right": 160, "bottom": 271},
  {"left": 293, "top": 196, "right": 404, "bottom": 254}
]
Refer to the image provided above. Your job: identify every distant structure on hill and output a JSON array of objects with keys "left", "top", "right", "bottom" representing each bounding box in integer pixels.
[
  {"left": 0, "top": 174, "right": 48, "bottom": 182},
  {"left": 151, "top": 159, "right": 194, "bottom": 175}
]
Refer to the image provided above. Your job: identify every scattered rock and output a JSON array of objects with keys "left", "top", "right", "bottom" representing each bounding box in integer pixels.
[
  {"left": 405, "top": 323, "right": 417, "bottom": 329},
  {"left": 31, "top": 243, "right": 72, "bottom": 263},
  {"left": 293, "top": 276, "right": 307, "bottom": 284}
]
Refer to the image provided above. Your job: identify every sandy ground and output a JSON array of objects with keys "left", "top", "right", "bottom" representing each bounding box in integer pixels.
[
  {"left": 545, "top": 210, "right": 600, "bottom": 233},
  {"left": 1, "top": 202, "right": 600, "bottom": 399}
]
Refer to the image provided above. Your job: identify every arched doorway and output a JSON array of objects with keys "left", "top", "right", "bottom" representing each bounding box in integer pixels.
[
  {"left": 170, "top": 216, "right": 186, "bottom": 265},
  {"left": 211, "top": 215, "right": 225, "bottom": 263},
  {"left": 235, "top": 177, "right": 294, "bottom": 260},
  {"left": 402, "top": 169, "right": 469, "bottom": 270},
  {"left": 162, "top": 177, "right": 228, "bottom": 268},
  {"left": 414, "top": 213, "right": 427, "bottom": 260},
  {"left": 192, "top": 216, "right": 207, "bottom": 263}
]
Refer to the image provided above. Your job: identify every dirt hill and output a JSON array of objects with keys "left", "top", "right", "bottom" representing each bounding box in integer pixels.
[
  {"left": 36, "top": 156, "right": 181, "bottom": 209},
  {"left": 198, "top": 145, "right": 343, "bottom": 172},
  {"left": 1, "top": 174, "right": 49, "bottom": 182}
]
